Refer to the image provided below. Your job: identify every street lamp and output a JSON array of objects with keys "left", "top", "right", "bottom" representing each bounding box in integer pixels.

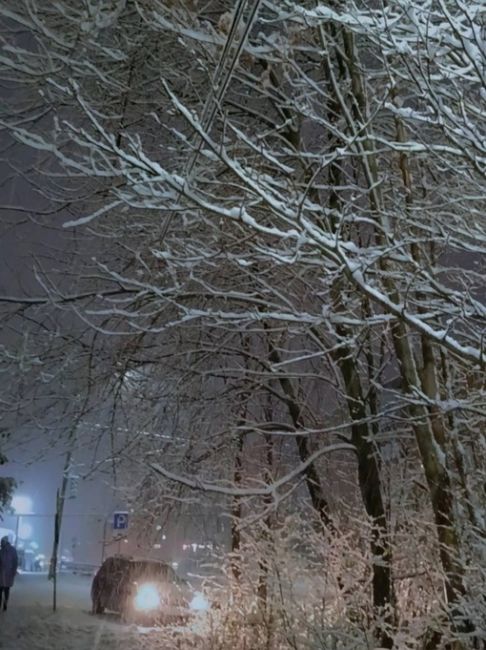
[
  {"left": 11, "top": 495, "right": 33, "bottom": 515},
  {"left": 11, "top": 495, "right": 34, "bottom": 545}
]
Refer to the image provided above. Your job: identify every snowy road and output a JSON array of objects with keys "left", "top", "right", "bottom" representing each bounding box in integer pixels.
[
  {"left": 11, "top": 571, "right": 93, "bottom": 609},
  {"left": 0, "top": 573, "right": 200, "bottom": 650}
]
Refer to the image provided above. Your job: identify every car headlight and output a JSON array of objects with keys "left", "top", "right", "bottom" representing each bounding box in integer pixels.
[
  {"left": 133, "top": 583, "right": 161, "bottom": 612},
  {"left": 189, "top": 592, "right": 209, "bottom": 612}
]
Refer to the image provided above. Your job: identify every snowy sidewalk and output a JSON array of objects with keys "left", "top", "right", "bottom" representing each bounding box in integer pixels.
[{"left": 0, "top": 574, "right": 198, "bottom": 650}]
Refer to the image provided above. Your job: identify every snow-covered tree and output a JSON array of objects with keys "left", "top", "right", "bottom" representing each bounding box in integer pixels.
[{"left": 1, "top": 1, "right": 485, "bottom": 647}]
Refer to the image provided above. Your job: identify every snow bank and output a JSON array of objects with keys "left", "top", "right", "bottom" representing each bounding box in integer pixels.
[{"left": 0, "top": 606, "right": 201, "bottom": 650}]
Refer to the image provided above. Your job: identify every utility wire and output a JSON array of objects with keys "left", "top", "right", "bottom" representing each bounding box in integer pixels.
[
  {"left": 192, "top": 0, "right": 263, "bottom": 167},
  {"left": 159, "top": 0, "right": 263, "bottom": 240},
  {"left": 198, "top": 0, "right": 249, "bottom": 130}
]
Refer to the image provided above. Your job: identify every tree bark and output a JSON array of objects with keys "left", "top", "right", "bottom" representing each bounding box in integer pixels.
[
  {"left": 330, "top": 313, "right": 394, "bottom": 648},
  {"left": 231, "top": 427, "right": 244, "bottom": 582},
  {"left": 266, "top": 336, "right": 332, "bottom": 529},
  {"left": 336, "top": 27, "right": 470, "bottom": 644}
]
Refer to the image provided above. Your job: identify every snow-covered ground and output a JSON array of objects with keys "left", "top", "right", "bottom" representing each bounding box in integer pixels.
[{"left": 0, "top": 573, "right": 201, "bottom": 650}]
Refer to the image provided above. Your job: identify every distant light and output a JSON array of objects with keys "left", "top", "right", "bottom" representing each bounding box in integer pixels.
[
  {"left": 11, "top": 495, "right": 33, "bottom": 515},
  {"left": 153, "top": 543, "right": 161, "bottom": 549},
  {"left": 156, "top": 525, "right": 162, "bottom": 531},
  {"left": 171, "top": 561, "right": 179, "bottom": 569},
  {"left": 18, "top": 522, "right": 33, "bottom": 540},
  {"left": 29, "top": 541, "right": 39, "bottom": 550},
  {"left": 162, "top": 534, "right": 166, "bottom": 541}
]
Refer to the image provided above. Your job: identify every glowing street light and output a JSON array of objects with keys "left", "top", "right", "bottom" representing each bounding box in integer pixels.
[
  {"left": 11, "top": 495, "right": 34, "bottom": 547},
  {"left": 11, "top": 495, "right": 34, "bottom": 515}
]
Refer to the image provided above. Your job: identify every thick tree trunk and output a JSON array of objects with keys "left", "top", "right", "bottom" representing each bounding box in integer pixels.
[
  {"left": 392, "top": 322, "right": 466, "bottom": 603},
  {"left": 321, "top": 30, "right": 395, "bottom": 642},
  {"left": 333, "top": 26, "right": 470, "bottom": 644},
  {"left": 393, "top": 96, "right": 474, "bottom": 644},
  {"left": 331, "top": 318, "right": 394, "bottom": 648},
  {"left": 439, "top": 351, "right": 482, "bottom": 534}
]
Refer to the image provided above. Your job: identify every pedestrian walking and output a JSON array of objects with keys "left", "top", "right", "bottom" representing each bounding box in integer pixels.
[{"left": 0, "top": 536, "right": 18, "bottom": 611}]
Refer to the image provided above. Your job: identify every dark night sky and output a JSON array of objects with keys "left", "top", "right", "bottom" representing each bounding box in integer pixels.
[{"left": 0, "top": 133, "right": 121, "bottom": 554}]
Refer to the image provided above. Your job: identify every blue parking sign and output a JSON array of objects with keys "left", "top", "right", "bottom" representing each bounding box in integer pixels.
[{"left": 113, "top": 511, "right": 129, "bottom": 530}]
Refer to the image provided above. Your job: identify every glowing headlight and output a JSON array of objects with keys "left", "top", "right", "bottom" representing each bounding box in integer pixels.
[
  {"left": 190, "top": 592, "right": 209, "bottom": 612},
  {"left": 133, "top": 583, "right": 161, "bottom": 612}
]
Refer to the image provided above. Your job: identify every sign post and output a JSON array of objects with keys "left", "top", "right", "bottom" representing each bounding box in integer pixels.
[
  {"left": 113, "top": 511, "right": 129, "bottom": 555},
  {"left": 100, "top": 512, "right": 129, "bottom": 564},
  {"left": 113, "top": 512, "right": 129, "bottom": 531}
]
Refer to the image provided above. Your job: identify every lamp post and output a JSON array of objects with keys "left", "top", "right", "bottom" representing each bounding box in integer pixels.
[
  {"left": 48, "top": 418, "right": 80, "bottom": 612},
  {"left": 14, "top": 514, "right": 20, "bottom": 546},
  {"left": 100, "top": 515, "right": 109, "bottom": 565}
]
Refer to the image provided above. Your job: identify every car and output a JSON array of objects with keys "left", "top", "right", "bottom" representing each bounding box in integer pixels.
[{"left": 91, "top": 555, "right": 205, "bottom": 624}]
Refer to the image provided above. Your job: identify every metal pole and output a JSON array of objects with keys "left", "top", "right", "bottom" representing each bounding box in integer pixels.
[
  {"left": 15, "top": 515, "right": 20, "bottom": 546},
  {"left": 48, "top": 449, "right": 73, "bottom": 582},
  {"left": 100, "top": 516, "right": 109, "bottom": 565},
  {"left": 52, "top": 490, "right": 60, "bottom": 612},
  {"left": 48, "top": 420, "right": 79, "bottom": 585}
]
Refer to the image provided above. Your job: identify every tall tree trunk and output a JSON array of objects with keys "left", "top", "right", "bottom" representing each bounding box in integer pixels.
[
  {"left": 231, "top": 426, "right": 244, "bottom": 583},
  {"left": 332, "top": 26, "right": 470, "bottom": 644},
  {"left": 330, "top": 311, "right": 395, "bottom": 648},
  {"left": 265, "top": 336, "right": 332, "bottom": 528},
  {"left": 257, "top": 431, "right": 274, "bottom": 610},
  {"left": 257, "top": 380, "right": 275, "bottom": 607},
  {"left": 391, "top": 321, "right": 466, "bottom": 601},
  {"left": 321, "top": 28, "right": 395, "bottom": 643},
  {"left": 393, "top": 93, "right": 474, "bottom": 644}
]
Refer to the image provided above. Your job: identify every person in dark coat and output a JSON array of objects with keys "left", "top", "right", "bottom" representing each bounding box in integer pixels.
[{"left": 0, "top": 536, "right": 18, "bottom": 611}]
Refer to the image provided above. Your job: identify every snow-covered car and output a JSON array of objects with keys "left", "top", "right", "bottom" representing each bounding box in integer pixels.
[{"left": 91, "top": 556, "right": 206, "bottom": 624}]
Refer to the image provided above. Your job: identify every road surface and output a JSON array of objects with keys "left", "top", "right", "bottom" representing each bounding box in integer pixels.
[
  {"left": 0, "top": 573, "right": 201, "bottom": 650},
  {"left": 13, "top": 571, "right": 93, "bottom": 610}
]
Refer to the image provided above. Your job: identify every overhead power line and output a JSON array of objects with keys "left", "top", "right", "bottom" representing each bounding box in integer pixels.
[{"left": 159, "top": 0, "right": 263, "bottom": 240}]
